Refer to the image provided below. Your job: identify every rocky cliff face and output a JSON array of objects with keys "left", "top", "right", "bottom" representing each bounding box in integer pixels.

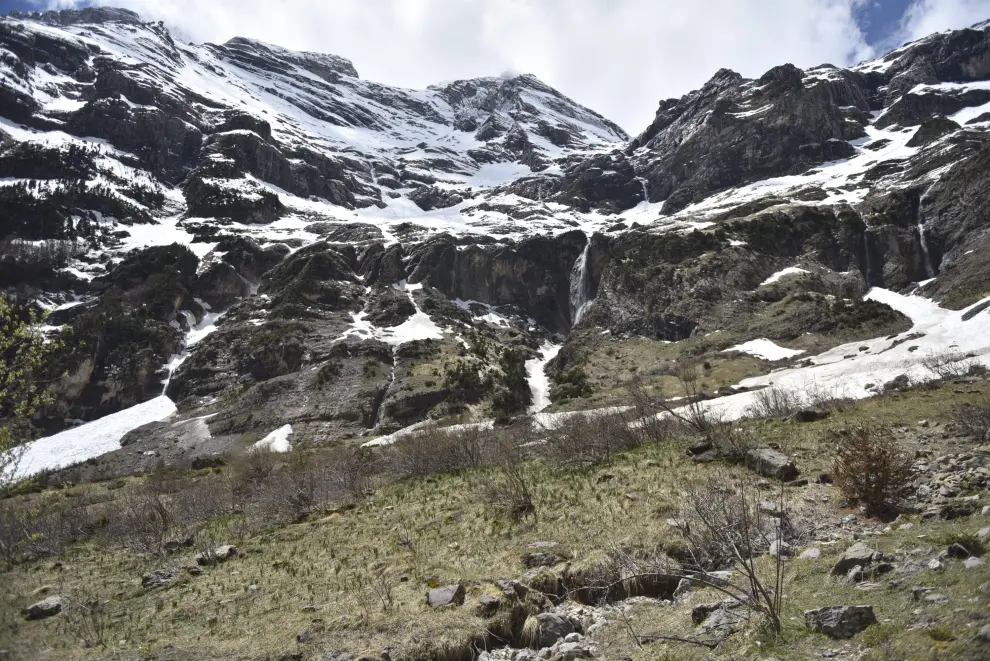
[{"left": 3, "top": 8, "right": 990, "bottom": 478}]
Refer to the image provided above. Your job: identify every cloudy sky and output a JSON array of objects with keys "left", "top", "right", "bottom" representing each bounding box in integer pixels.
[{"left": 5, "top": 0, "right": 990, "bottom": 132}]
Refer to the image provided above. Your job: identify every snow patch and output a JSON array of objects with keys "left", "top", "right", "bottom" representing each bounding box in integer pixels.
[
  {"left": 526, "top": 342, "right": 562, "bottom": 413},
  {"left": 724, "top": 339, "right": 806, "bottom": 361},
  {"left": 251, "top": 424, "right": 293, "bottom": 453},
  {"left": 11, "top": 396, "right": 177, "bottom": 479}
]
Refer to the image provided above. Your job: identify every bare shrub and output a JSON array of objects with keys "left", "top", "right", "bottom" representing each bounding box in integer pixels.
[
  {"left": 60, "top": 591, "right": 110, "bottom": 649},
  {"left": 383, "top": 424, "right": 491, "bottom": 479},
  {"left": 0, "top": 494, "right": 99, "bottom": 564},
  {"left": 804, "top": 382, "right": 855, "bottom": 412},
  {"left": 706, "top": 419, "right": 759, "bottom": 461},
  {"left": 480, "top": 429, "right": 536, "bottom": 521},
  {"left": 627, "top": 376, "right": 690, "bottom": 442},
  {"left": 830, "top": 425, "right": 912, "bottom": 517},
  {"left": 99, "top": 487, "right": 175, "bottom": 558},
  {"left": 543, "top": 411, "right": 643, "bottom": 468},
  {"left": 675, "top": 472, "right": 789, "bottom": 635},
  {"left": 748, "top": 386, "right": 801, "bottom": 419},
  {"left": 922, "top": 350, "right": 974, "bottom": 381},
  {"left": 953, "top": 399, "right": 990, "bottom": 442}
]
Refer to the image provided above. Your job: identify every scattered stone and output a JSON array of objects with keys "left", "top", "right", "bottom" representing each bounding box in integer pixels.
[
  {"left": 799, "top": 548, "right": 821, "bottom": 560},
  {"left": 927, "top": 559, "right": 944, "bottom": 571},
  {"left": 23, "top": 596, "right": 63, "bottom": 620},
  {"left": 297, "top": 629, "right": 313, "bottom": 644},
  {"left": 977, "top": 624, "right": 990, "bottom": 643},
  {"left": 923, "top": 592, "right": 949, "bottom": 604},
  {"left": 786, "top": 478, "right": 810, "bottom": 487},
  {"left": 563, "top": 633, "right": 582, "bottom": 644},
  {"left": 963, "top": 557, "right": 986, "bottom": 569},
  {"left": 142, "top": 567, "right": 180, "bottom": 590},
  {"left": 978, "top": 527, "right": 990, "bottom": 539},
  {"left": 195, "top": 545, "right": 238, "bottom": 566},
  {"left": 426, "top": 584, "right": 465, "bottom": 608},
  {"left": 816, "top": 473, "right": 833, "bottom": 484},
  {"left": 831, "top": 542, "right": 879, "bottom": 576},
  {"left": 804, "top": 605, "right": 877, "bottom": 639},
  {"left": 745, "top": 448, "right": 799, "bottom": 481},
  {"left": 552, "top": 642, "right": 592, "bottom": 661},
  {"left": 164, "top": 535, "right": 195, "bottom": 553},
  {"left": 186, "top": 566, "right": 203, "bottom": 576}
]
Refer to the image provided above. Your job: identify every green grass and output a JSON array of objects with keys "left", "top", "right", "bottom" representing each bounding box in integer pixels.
[{"left": 2, "top": 381, "right": 989, "bottom": 660}]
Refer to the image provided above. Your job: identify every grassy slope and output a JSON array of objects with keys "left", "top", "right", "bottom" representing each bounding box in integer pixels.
[{"left": 2, "top": 382, "right": 989, "bottom": 661}]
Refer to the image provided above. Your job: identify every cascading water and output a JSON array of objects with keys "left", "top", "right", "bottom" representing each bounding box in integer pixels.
[
  {"left": 863, "top": 227, "right": 874, "bottom": 288},
  {"left": 160, "top": 310, "right": 222, "bottom": 395},
  {"left": 569, "top": 236, "right": 592, "bottom": 325},
  {"left": 916, "top": 194, "right": 936, "bottom": 280},
  {"left": 639, "top": 177, "right": 650, "bottom": 204}
]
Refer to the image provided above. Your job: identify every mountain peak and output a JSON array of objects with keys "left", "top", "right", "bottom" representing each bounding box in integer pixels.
[{"left": 217, "top": 36, "right": 360, "bottom": 80}]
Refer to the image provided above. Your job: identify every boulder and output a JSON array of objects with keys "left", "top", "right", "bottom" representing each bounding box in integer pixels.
[
  {"left": 426, "top": 584, "right": 465, "bottom": 608},
  {"left": 195, "top": 544, "right": 238, "bottom": 566},
  {"left": 142, "top": 566, "right": 180, "bottom": 590},
  {"left": 804, "top": 605, "right": 877, "bottom": 639},
  {"left": 532, "top": 612, "right": 577, "bottom": 648},
  {"left": 789, "top": 408, "right": 830, "bottom": 423},
  {"left": 768, "top": 540, "right": 794, "bottom": 558},
  {"left": 831, "top": 542, "right": 880, "bottom": 576},
  {"left": 745, "top": 448, "right": 799, "bottom": 481},
  {"left": 523, "top": 552, "right": 562, "bottom": 569},
  {"left": 23, "top": 596, "right": 63, "bottom": 620}
]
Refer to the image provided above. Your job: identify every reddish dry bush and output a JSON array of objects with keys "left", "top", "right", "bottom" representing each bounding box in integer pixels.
[{"left": 830, "top": 425, "right": 912, "bottom": 517}]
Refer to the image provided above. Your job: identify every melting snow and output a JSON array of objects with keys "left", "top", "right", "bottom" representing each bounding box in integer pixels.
[
  {"left": 252, "top": 424, "right": 293, "bottom": 453},
  {"left": 526, "top": 342, "right": 562, "bottom": 413},
  {"left": 10, "top": 396, "right": 177, "bottom": 479},
  {"left": 724, "top": 339, "right": 806, "bottom": 361},
  {"left": 761, "top": 266, "right": 809, "bottom": 286}
]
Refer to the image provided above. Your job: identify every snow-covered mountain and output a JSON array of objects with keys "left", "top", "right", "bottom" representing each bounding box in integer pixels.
[{"left": 3, "top": 7, "right": 990, "bottom": 480}]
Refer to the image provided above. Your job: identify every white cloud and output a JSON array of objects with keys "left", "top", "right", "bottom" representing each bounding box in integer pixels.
[
  {"left": 42, "top": 0, "right": 883, "bottom": 133},
  {"left": 895, "top": 0, "right": 990, "bottom": 45}
]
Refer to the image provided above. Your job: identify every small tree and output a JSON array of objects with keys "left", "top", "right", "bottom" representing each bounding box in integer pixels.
[
  {"left": 830, "top": 425, "right": 912, "bottom": 517},
  {"left": 1, "top": 296, "right": 61, "bottom": 491}
]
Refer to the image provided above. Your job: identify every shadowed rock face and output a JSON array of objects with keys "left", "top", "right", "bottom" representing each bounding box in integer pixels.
[{"left": 4, "top": 10, "right": 990, "bottom": 479}]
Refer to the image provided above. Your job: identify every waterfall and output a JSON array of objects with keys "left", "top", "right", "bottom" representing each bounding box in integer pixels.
[
  {"left": 863, "top": 227, "right": 873, "bottom": 288},
  {"left": 916, "top": 195, "right": 936, "bottom": 280},
  {"left": 639, "top": 177, "right": 650, "bottom": 204},
  {"left": 569, "top": 236, "right": 592, "bottom": 325},
  {"left": 370, "top": 348, "right": 396, "bottom": 429}
]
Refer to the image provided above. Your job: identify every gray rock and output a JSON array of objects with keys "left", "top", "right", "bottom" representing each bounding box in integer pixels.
[
  {"left": 799, "top": 548, "right": 821, "bottom": 560},
  {"left": 533, "top": 612, "right": 577, "bottom": 648},
  {"left": 963, "top": 557, "right": 986, "bottom": 569},
  {"left": 768, "top": 540, "right": 793, "bottom": 557},
  {"left": 804, "top": 605, "right": 877, "bottom": 639},
  {"left": 142, "top": 566, "right": 180, "bottom": 590},
  {"left": 523, "top": 552, "right": 562, "bottom": 568},
  {"left": 195, "top": 544, "right": 238, "bottom": 566},
  {"left": 977, "top": 624, "right": 990, "bottom": 643},
  {"left": 23, "top": 596, "right": 63, "bottom": 620},
  {"left": 831, "top": 542, "right": 879, "bottom": 576},
  {"left": 551, "top": 642, "right": 591, "bottom": 660},
  {"left": 426, "top": 584, "right": 465, "bottom": 608},
  {"left": 745, "top": 448, "right": 799, "bottom": 481}
]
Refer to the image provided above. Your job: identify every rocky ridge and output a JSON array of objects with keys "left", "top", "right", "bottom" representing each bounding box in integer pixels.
[{"left": 1, "top": 8, "right": 990, "bottom": 477}]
